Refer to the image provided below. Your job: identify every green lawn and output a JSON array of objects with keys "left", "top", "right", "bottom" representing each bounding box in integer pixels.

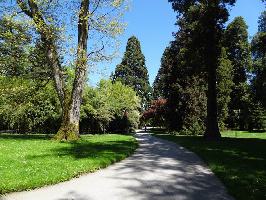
[
  {"left": 0, "top": 134, "right": 138, "bottom": 194},
  {"left": 222, "top": 130, "right": 266, "bottom": 139},
  {"left": 153, "top": 130, "right": 266, "bottom": 200}
]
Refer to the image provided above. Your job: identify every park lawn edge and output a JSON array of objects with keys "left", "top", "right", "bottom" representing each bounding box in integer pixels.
[{"left": 0, "top": 133, "right": 139, "bottom": 194}]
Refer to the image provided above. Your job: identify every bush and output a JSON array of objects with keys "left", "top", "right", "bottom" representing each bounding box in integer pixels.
[
  {"left": 80, "top": 80, "right": 141, "bottom": 134},
  {"left": 0, "top": 77, "right": 61, "bottom": 133}
]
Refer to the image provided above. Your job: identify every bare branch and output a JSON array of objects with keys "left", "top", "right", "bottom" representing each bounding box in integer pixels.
[
  {"left": 88, "top": 41, "right": 105, "bottom": 57},
  {"left": 16, "top": 0, "right": 32, "bottom": 17},
  {"left": 91, "top": 0, "right": 101, "bottom": 15}
]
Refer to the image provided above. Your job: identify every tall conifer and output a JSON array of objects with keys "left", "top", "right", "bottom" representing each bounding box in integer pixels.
[
  {"left": 223, "top": 17, "right": 251, "bottom": 129},
  {"left": 112, "top": 36, "right": 151, "bottom": 110}
]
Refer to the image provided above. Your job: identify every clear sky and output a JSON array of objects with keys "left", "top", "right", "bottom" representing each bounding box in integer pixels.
[{"left": 88, "top": 0, "right": 265, "bottom": 86}]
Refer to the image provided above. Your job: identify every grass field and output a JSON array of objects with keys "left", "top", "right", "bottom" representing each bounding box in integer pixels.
[
  {"left": 0, "top": 134, "right": 138, "bottom": 194},
  {"left": 153, "top": 130, "right": 266, "bottom": 200},
  {"left": 222, "top": 130, "right": 266, "bottom": 139}
]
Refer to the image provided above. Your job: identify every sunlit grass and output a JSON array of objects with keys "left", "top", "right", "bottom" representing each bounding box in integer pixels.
[
  {"left": 0, "top": 134, "right": 138, "bottom": 194},
  {"left": 222, "top": 130, "right": 266, "bottom": 139},
  {"left": 153, "top": 130, "right": 266, "bottom": 200}
]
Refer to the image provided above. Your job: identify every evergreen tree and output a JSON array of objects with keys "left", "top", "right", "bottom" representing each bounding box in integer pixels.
[
  {"left": 112, "top": 36, "right": 151, "bottom": 109},
  {"left": 258, "top": 11, "right": 266, "bottom": 32},
  {"left": 169, "top": 0, "right": 236, "bottom": 139},
  {"left": 248, "top": 11, "right": 266, "bottom": 130},
  {"left": 251, "top": 11, "right": 266, "bottom": 110},
  {"left": 163, "top": 39, "right": 207, "bottom": 134},
  {"left": 217, "top": 48, "right": 234, "bottom": 130},
  {"left": 153, "top": 47, "right": 172, "bottom": 99},
  {"left": 223, "top": 17, "right": 251, "bottom": 130},
  {"left": 162, "top": 41, "right": 184, "bottom": 131}
]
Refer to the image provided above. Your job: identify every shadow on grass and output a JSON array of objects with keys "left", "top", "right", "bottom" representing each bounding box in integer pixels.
[
  {"left": 23, "top": 138, "right": 138, "bottom": 162},
  {"left": 154, "top": 133, "right": 266, "bottom": 200}
]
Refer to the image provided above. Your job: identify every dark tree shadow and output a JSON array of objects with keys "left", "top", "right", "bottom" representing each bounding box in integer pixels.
[
  {"left": 57, "top": 191, "right": 91, "bottom": 200},
  {"left": 25, "top": 139, "right": 137, "bottom": 161}
]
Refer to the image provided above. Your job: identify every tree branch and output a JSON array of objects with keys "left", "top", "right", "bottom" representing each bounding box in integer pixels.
[
  {"left": 88, "top": 41, "right": 105, "bottom": 57},
  {"left": 16, "top": 0, "right": 33, "bottom": 18},
  {"left": 16, "top": 0, "right": 66, "bottom": 107},
  {"left": 91, "top": 0, "right": 101, "bottom": 15}
]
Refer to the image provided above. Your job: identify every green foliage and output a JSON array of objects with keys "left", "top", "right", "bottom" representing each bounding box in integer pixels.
[
  {"left": 251, "top": 12, "right": 266, "bottom": 110},
  {"left": 223, "top": 17, "right": 251, "bottom": 130},
  {"left": 246, "top": 11, "right": 266, "bottom": 131},
  {"left": 247, "top": 101, "right": 266, "bottom": 131},
  {"left": 258, "top": 11, "right": 266, "bottom": 32},
  {"left": 0, "top": 77, "right": 140, "bottom": 134},
  {"left": 0, "top": 77, "right": 61, "bottom": 133},
  {"left": 167, "top": 0, "right": 237, "bottom": 138},
  {"left": 81, "top": 80, "right": 140, "bottom": 133},
  {"left": 0, "top": 134, "right": 137, "bottom": 194},
  {"left": 154, "top": 41, "right": 207, "bottom": 135},
  {"left": 217, "top": 48, "right": 234, "bottom": 130},
  {"left": 179, "top": 77, "right": 207, "bottom": 136},
  {"left": 0, "top": 16, "right": 31, "bottom": 76},
  {"left": 153, "top": 47, "right": 172, "bottom": 99},
  {"left": 112, "top": 36, "right": 151, "bottom": 110}
]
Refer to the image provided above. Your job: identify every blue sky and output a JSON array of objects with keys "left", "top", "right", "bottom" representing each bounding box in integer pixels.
[{"left": 89, "top": 0, "right": 265, "bottom": 86}]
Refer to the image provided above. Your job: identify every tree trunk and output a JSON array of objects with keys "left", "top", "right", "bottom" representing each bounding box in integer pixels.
[
  {"left": 53, "top": 99, "right": 80, "bottom": 141},
  {"left": 18, "top": 0, "right": 90, "bottom": 141},
  {"left": 203, "top": 5, "right": 221, "bottom": 140},
  {"left": 54, "top": 0, "right": 90, "bottom": 140},
  {"left": 204, "top": 63, "right": 221, "bottom": 139}
]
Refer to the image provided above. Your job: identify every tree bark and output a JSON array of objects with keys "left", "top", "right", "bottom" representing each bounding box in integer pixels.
[
  {"left": 17, "top": 0, "right": 90, "bottom": 140},
  {"left": 54, "top": 0, "right": 90, "bottom": 140},
  {"left": 203, "top": 4, "right": 221, "bottom": 140},
  {"left": 204, "top": 60, "right": 221, "bottom": 140}
]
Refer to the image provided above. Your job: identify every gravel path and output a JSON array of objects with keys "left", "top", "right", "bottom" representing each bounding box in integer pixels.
[{"left": 1, "top": 130, "right": 234, "bottom": 200}]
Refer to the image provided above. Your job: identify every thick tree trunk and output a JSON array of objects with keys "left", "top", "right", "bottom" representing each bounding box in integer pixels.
[
  {"left": 53, "top": 99, "right": 81, "bottom": 141},
  {"left": 203, "top": 5, "right": 221, "bottom": 140},
  {"left": 18, "top": 0, "right": 90, "bottom": 141},
  {"left": 204, "top": 64, "right": 221, "bottom": 139},
  {"left": 54, "top": 0, "right": 90, "bottom": 140}
]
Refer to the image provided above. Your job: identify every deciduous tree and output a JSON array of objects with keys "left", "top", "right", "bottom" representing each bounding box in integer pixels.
[{"left": 2, "top": 0, "right": 128, "bottom": 140}]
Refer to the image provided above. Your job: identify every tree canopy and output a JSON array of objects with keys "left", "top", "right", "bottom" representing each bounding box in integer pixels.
[{"left": 112, "top": 36, "right": 151, "bottom": 110}]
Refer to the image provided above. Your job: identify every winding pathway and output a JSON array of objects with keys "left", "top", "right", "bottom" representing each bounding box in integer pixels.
[{"left": 2, "top": 130, "right": 234, "bottom": 200}]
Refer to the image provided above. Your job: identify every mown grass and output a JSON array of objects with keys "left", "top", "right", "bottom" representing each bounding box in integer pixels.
[
  {"left": 0, "top": 134, "right": 138, "bottom": 194},
  {"left": 222, "top": 130, "right": 266, "bottom": 139},
  {"left": 153, "top": 130, "right": 266, "bottom": 200}
]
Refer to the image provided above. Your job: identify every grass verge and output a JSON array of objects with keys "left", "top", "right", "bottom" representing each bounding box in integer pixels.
[
  {"left": 0, "top": 134, "right": 138, "bottom": 194},
  {"left": 153, "top": 130, "right": 266, "bottom": 200}
]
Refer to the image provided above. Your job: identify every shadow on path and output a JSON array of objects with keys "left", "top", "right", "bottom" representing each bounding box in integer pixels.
[{"left": 2, "top": 130, "right": 234, "bottom": 200}]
